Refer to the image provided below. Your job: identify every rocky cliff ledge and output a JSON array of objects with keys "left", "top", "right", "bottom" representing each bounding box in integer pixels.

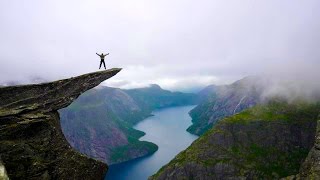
[{"left": 0, "top": 68, "right": 121, "bottom": 179}]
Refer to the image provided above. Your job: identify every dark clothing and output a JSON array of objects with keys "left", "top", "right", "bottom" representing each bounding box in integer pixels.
[
  {"left": 97, "top": 53, "right": 107, "bottom": 59},
  {"left": 96, "top": 53, "right": 109, "bottom": 70},
  {"left": 99, "top": 60, "right": 106, "bottom": 69}
]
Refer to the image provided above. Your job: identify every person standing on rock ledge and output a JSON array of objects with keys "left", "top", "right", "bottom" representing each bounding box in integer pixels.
[{"left": 96, "top": 52, "right": 109, "bottom": 69}]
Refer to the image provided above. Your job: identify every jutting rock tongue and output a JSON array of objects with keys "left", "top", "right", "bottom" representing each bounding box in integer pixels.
[{"left": 0, "top": 68, "right": 121, "bottom": 180}]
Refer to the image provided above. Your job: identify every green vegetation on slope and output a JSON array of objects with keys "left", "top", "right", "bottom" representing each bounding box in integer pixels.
[
  {"left": 60, "top": 89, "right": 158, "bottom": 164},
  {"left": 151, "top": 100, "right": 320, "bottom": 179},
  {"left": 60, "top": 85, "right": 196, "bottom": 164},
  {"left": 187, "top": 77, "right": 264, "bottom": 136},
  {"left": 224, "top": 100, "right": 320, "bottom": 124},
  {"left": 125, "top": 84, "right": 197, "bottom": 112}
]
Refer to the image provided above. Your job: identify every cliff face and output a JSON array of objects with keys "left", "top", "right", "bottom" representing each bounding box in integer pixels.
[
  {"left": 0, "top": 68, "right": 121, "bottom": 179},
  {"left": 59, "top": 87, "right": 158, "bottom": 164},
  {"left": 59, "top": 84, "right": 196, "bottom": 164},
  {"left": 188, "top": 76, "right": 265, "bottom": 135},
  {"left": 151, "top": 101, "right": 320, "bottom": 179}
]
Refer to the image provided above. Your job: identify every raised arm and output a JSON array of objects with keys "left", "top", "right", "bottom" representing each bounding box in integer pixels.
[
  {"left": 96, "top": 53, "right": 100, "bottom": 56},
  {"left": 106, "top": 53, "right": 109, "bottom": 56}
]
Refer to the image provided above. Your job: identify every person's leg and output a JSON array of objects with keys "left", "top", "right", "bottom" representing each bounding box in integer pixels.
[
  {"left": 99, "top": 61, "right": 102, "bottom": 69},
  {"left": 103, "top": 61, "right": 106, "bottom": 69}
]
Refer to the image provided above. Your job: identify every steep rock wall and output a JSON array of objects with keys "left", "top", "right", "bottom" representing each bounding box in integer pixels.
[{"left": 0, "top": 68, "right": 121, "bottom": 179}]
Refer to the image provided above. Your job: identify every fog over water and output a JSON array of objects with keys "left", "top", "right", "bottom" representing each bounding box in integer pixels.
[{"left": 0, "top": 0, "right": 319, "bottom": 93}]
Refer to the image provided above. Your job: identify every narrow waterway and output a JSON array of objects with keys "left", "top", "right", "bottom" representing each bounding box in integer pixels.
[{"left": 105, "top": 105, "right": 198, "bottom": 180}]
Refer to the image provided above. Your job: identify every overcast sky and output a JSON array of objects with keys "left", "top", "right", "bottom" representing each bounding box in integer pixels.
[{"left": 0, "top": 0, "right": 319, "bottom": 92}]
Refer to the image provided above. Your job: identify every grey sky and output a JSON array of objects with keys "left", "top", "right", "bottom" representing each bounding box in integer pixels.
[{"left": 0, "top": 0, "right": 319, "bottom": 92}]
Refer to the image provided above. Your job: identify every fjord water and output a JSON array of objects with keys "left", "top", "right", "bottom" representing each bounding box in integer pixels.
[{"left": 106, "top": 105, "right": 198, "bottom": 180}]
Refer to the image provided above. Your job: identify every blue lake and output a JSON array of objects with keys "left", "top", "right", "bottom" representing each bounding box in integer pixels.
[{"left": 105, "top": 105, "right": 198, "bottom": 180}]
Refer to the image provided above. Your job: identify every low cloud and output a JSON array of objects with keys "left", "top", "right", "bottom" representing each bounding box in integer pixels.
[{"left": 0, "top": 0, "right": 319, "bottom": 94}]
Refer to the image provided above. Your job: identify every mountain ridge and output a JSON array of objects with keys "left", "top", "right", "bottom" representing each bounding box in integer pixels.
[{"left": 188, "top": 76, "right": 265, "bottom": 135}]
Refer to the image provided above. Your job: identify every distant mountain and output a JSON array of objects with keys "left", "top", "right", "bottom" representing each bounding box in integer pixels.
[
  {"left": 151, "top": 100, "right": 320, "bottom": 179},
  {"left": 59, "top": 85, "right": 197, "bottom": 164},
  {"left": 125, "top": 84, "right": 197, "bottom": 113},
  {"left": 0, "top": 81, "right": 21, "bottom": 86},
  {"left": 196, "top": 84, "right": 218, "bottom": 103},
  {"left": 187, "top": 76, "right": 266, "bottom": 135},
  {"left": 0, "top": 77, "right": 48, "bottom": 86}
]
